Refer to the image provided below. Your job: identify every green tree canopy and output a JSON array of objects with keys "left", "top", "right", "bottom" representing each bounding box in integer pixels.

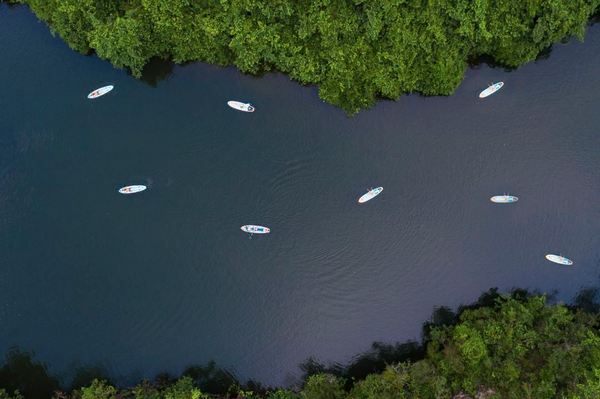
[
  {"left": 347, "top": 295, "right": 600, "bottom": 398},
  {"left": 10, "top": 0, "right": 600, "bottom": 113}
]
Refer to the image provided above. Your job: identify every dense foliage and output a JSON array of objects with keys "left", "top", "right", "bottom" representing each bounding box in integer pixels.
[
  {"left": 7, "top": 0, "right": 600, "bottom": 112},
  {"left": 3, "top": 290, "right": 600, "bottom": 398}
]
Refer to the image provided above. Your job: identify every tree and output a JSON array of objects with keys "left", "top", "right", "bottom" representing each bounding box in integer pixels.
[
  {"left": 79, "top": 380, "right": 117, "bottom": 399},
  {"left": 0, "top": 390, "right": 23, "bottom": 399},
  {"left": 162, "top": 377, "right": 206, "bottom": 399},
  {"left": 266, "top": 390, "right": 300, "bottom": 399},
  {"left": 17, "top": 0, "right": 600, "bottom": 113},
  {"left": 424, "top": 295, "right": 600, "bottom": 398},
  {"left": 302, "top": 374, "right": 345, "bottom": 399}
]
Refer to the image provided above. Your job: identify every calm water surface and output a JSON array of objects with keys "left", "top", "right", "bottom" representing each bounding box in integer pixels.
[{"left": 0, "top": 5, "right": 599, "bottom": 385}]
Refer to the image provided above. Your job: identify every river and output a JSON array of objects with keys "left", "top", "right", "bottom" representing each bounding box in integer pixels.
[{"left": 0, "top": 4, "right": 599, "bottom": 386}]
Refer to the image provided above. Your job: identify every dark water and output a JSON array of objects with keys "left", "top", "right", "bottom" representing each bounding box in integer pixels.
[{"left": 1, "top": 4, "right": 599, "bottom": 386}]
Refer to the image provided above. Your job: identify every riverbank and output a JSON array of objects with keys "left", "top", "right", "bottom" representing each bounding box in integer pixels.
[
  {"left": 2, "top": 288, "right": 600, "bottom": 399},
  {"left": 8, "top": 0, "right": 600, "bottom": 113}
]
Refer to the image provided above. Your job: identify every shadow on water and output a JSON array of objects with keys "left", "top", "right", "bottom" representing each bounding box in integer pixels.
[
  {"left": 68, "top": 365, "right": 112, "bottom": 391},
  {"left": 534, "top": 45, "right": 555, "bottom": 63},
  {"left": 140, "top": 57, "right": 175, "bottom": 87},
  {"left": 2, "top": 285, "right": 600, "bottom": 396},
  {"left": 150, "top": 360, "right": 253, "bottom": 396},
  {"left": 467, "top": 54, "right": 518, "bottom": 71},
  {"left": 299, "top": 340, "right": 424, "bottom": 390},
  {"left": 572, "top": 287, "right": 600, "bottom": 314},
  {"left": 181, "top": 361, "right": 239, "bottom": 395},
  {"left": 138, "top": 56, "right": 269, "bottom": 88},
  {"left": 467, "top": 47, "right": 556, "bottom": 70},
  {"left": 469, "top": 17, "right": 600, "bottom": 69},
  {"left": 0, "top": 348, "right": 59, "bottom": 399}
]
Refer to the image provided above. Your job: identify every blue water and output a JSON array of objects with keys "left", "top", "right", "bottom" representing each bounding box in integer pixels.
[{"left": 0, "top": 4, "right": 599, "bottom": 385}]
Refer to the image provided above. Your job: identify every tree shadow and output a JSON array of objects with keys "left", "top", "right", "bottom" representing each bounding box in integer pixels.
[
  {"left": 467, "top": 55, "right": 517, "bottom": 72},
  {"left": 468, "top": 43, "right": 558, "bottom": 70},
  {"left": 344, "top": 341, "right": 424, "bottom": 383},
  {"left": 181, "top": 360, "right": 238, "bottom": 395},
  {"left": 590, "top": 9, "right": 600, "bottom": 25},
  {"left": 572, "top": 287, "right": 600, "bottom": 314},
  {"left": 421, "top": 305, "right": 459, "bottom": 343},
  {"left": 298, "top": 340, "right": 424, "bottom": 390},
  {"left": 0, "top": 348, "right": 59, "bottom": 399},
  {"left": 69, "top": 364, "right": 112, "bottom": 390},
  {"left": 151, "top": 360, "right": 274, "bottom": 396},
  {"left": 533, "top": 45, "right": 554, "bottom": 63},
  {"left": 140, "top": 57, "right": 175, "bottom": 87}
]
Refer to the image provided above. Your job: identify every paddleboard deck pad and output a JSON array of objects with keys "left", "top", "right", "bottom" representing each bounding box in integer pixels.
[
  {"left": 358, "top": 187, "right": 383, "bottom": 203},
  {"left": 119, "top": 185, "right": 147, "bottom": 194},
  {"left": 479, "top": 82, "right": 504, "bottom": 98},
  {"left": 228, "top": 101, "right": 255, "bottom": 112},
  {"left": 241, "top": 225, "right": 270, "bottom": 234},
  {"left": 88, "top": 85, "right": 114, "bottom": 99}
]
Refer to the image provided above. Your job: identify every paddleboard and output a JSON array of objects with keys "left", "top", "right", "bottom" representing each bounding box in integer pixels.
[
  {"left": 490, "top": 195, "right": 518, "bottom": 203},
  {"left": 479, "top": 82, "right": 504, "bottom": 98},
  {"left": 88, "top": 85, "right": 114, "bottom": 99},
  {"left": 545, "top": 254, "right": 573, "bottom": 266},
  {"left": 358, "top": 187, "right": 383, "bottom": 204},
  {"left": 241, "top": 225, "right": 270, "bottom": 234},
  {"left": 227, "top": 101, "right": 255, "bottom": 112},
  {"left": 118, "top": 185, "right": 147, "bottom": 194}
]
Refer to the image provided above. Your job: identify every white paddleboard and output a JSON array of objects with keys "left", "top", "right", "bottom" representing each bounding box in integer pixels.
[
  {"left": 241, "top": 225, "right": 270, "bottom": 234},
  {"left": 490, "top": 195, "right": 518, "bottom": 203},
  {"left": 479, "top": 82, "right": 504, "bottom": 98},
  {"left": 227, "top": 101, "right": 255, "bottom": 112},
  {"left": 545, "top": 254, "right": 573, "bottom": 266},
  {"left": 88, "top": 85, "right": 114, "bottom": 99},
  {"left": 118, "top": 185, "right": 147, "bottom": 194},
  {"left": 358, "top": 187, "right": 383, "bottom": 204}
]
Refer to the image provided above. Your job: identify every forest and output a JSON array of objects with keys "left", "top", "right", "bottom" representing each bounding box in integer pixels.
[
  {"left": 3, "top": 288, "right": 600, "bottom": 398},
  {"left": 5, "top": 0, "right": 600, "bottom": 112}
]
